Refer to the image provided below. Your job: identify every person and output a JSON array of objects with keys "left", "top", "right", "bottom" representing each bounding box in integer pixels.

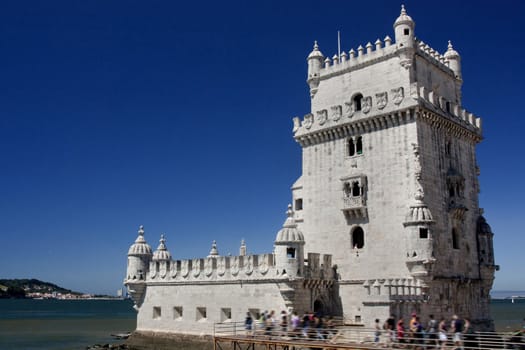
[
  {"left": 385, "top": 314, "right": 397, "bottom": 345},
  {"left": 397, "top": 318, "right": 406, "bottom": 347},
  {"left": 409, "top": 313, "right": 418, "bottom": 346},
  {"left": 290, "top": 311, "right": 300, "bottom": 338},
  {"left": 314, "top": 313, "right": 324, "bottom": 340},
  {"left": 302, "top": 311, "right": 310, "bottom": 338},
  {"left": 413, "top": 316, "right": 424, "bottom": 350},
  {"left": 244, "top": 312, "right": 253, "bottom": 335},
  {"left": 279, "top": 310, "right": 288, "bottom": 336},
  {"left": 451, "top": 315, "right": 464, "bottom": 350},
  {"left": 374, "top": 318, "right": 382, "bottom": 344},
  {"left": 427, "top": 314, "right": 438, "bottom": 349},
  {"left": 438, "top": 317, "right": 448, "bottom": 350},
  {"left": 463, "top": 318, "right": 476, "bottom": 350}
]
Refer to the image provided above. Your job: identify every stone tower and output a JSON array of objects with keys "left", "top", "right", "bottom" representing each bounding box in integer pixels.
[{"left": 292, "top": 6, "right": 497, "bottom": 329}]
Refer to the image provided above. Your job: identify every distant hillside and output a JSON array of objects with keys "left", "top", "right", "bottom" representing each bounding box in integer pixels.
[{"left": 0, "top": 279, "right": 81, "bottom": 298}]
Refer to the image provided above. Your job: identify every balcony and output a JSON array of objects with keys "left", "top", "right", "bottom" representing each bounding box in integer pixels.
[{"left": 341, "top": 196, "right": 367, "bottom": 219}]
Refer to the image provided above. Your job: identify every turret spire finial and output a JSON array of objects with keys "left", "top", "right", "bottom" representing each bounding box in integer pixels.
[
  {"left": 447, "top": 40, "right": 453, "bottom": 50},
  {"left": 208, "top": 240, "right": 219, "bottom": 257},
  {"left": 286, "top": 203, "right": 293, "bottom": 217},
  {"left": 313, "top": 40, "right": 318, "bottom": 50},
  {"left": 401, "top": 4, "right": 406, "bottom": 15},
  {"left": 138, "top": 225, "right": 145, "bottom": 236}
]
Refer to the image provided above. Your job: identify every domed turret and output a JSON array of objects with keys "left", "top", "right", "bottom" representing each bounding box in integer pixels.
[
  {"left": 393, "top": 5, "right": 415, "bottom": 49},
  {"left": 274, "top": 204, "right": 305, "bottom": 278},
  {"left": 444, "top": 40, "right": 462, "bottom": 80},
  {"left": 152, "top": 234, "right": 172, "bottom": 261},
  {"left": 307, "top": 41, "right": 324, "bottom": 97},
  {"left": 207, "top": 240, "right": 219, "bottom": 258},
  {"left": 126, "top": 225, "right": 153, "bottom": 281}
]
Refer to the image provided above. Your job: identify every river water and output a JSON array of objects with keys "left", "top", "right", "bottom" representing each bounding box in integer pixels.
[{"left": 0, "top": 297, "right": 523, "bottom": 349}]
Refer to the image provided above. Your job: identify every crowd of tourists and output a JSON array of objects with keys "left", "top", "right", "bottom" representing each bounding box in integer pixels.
[
  {"left": 381, "top": 313, "right": 476, "bottom": 349},
  {"left": 243, "top": 310, "right": 337, "bottom": 340},
  {"left": 243, "top": 310, "right": 480, "bottom": 349}
]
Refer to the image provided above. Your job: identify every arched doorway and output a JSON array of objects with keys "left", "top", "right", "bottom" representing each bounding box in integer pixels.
[{"left": 313, "top": 299, "right": 324, "bottom": 315}]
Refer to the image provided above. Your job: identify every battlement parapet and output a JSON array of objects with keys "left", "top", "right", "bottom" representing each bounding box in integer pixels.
[
  {"left": 304, "top": 253, "right": 334, "bottom": 280},
  {"left": 360, "top": 278, "right": 428, "bottom": 302},
  {"left": 415, "top": 40, "right": 452, "bottom": 73},
  {"left": 315, "top": 36, "right": 397, "bottom": 80},
  {"left": 146, "top": 252, "right": 335, "bottom": 283},
  {"left": 418, "top": 86, "right": 482, "bottom": 132}
]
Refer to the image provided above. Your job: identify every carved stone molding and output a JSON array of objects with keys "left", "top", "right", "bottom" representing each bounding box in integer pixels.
[
  {"left": 230, "top": 256, "right": 240, "bottom": 276},
  {"left": 204, "top": 258, "right": 214, "bottom": 277},
  {"left": 192, "top": 259, "right": 201, "bottom": 277},
  {"left": 243, "top": 256, "right": 252, "bottom": 275},
  {"left": 181, "top": 260, "right": 189, "bottom": 278},
  {"left": 217, "top": 258, "right": 226, "bottom": 276}
]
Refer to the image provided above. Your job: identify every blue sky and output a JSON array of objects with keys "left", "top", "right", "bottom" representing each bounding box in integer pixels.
[{"left": 1, "top": 1, "right": 524, "bottom": 295}]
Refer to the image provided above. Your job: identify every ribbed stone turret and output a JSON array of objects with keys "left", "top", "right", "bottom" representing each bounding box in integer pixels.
[
  {"left": 444, "top": 40, "right": 462, "bottom": 80},
  {"left": 152, "top": 234, "right": 171, "bottom": 261},
  {"left": 128, "top": 225, "right": 153, "bottom": 256},
  {"left": 275, "top": 205, "right": 305, "bottom": 243},
  {"left": 207, "top": 240, "right": 219, "bottom": 258},
  {"left": 275, "top": 205, "right": 305, "bottom": 278}
]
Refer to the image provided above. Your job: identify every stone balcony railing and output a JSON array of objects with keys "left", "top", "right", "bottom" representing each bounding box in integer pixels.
[{"left": 342, "top": 196, "right": 367, "bottom": 219}]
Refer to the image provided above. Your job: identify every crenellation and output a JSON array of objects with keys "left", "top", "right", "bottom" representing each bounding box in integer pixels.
[
  {"left": 375, "top": 38, "right": 382, "bottom": 51},
  {"left": 366, "top": 42, "right": 373, "bottom": 54}
]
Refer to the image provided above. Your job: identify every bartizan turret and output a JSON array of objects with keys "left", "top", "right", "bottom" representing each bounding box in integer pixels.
[
  {"left": 274, "top": 204, "right": 305, "bottom": 278},
  {"left": 307, "top": 41, "right": 324, "bottom": 98},
  {"left": 125, "top": 225, "right": 153, "bottom": 310},
  {"left": 394, "top": 5, "right": 415, "bottom": 67},
  {"left": 444, "top": 40, "right": 462, "bottom": 81}
]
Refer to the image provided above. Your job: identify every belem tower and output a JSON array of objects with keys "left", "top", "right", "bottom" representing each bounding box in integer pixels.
[{"left": 125, "top": 6, "right": 498, "bottom": 335}]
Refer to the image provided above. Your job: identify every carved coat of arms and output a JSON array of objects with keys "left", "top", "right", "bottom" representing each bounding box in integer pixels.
[
  {"left": 303, "top": 113, "right": 313, "bottom": 129},
  {"left": 331, "top": 105, "right": 342, "bottom": 121},
  {"left": 376, "top": 92, "right": 388, "bottom": 110},
  {"left": 317, "top": 109, "right": 328, "bottom": 125},
  {"left": 392, "top": 87, "right": 404, "bottom": 105},
  {"left": 344, "top": 101, "right": 354, "bottom": 118},
  {"left": 362, "top": 96, "right": 372, "bottom": 113}
]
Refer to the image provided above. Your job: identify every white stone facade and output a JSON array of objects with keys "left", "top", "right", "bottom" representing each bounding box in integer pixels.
[{"left": 125, "top": 6, "right": 497, "bottom": 335}]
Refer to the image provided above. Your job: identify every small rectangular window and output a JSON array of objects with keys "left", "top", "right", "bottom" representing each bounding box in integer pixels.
[
  {"left": 220, "top": 308, "right": 232, "bottom": 322},
  {"left": 419, "top": 228, "right": 429, "bottom": 239},
  {"left": 287, "top": 247, "right": 296, "bottom": 259},
  {"left": 173, "top": 306, "right": 183, "bottom": 320},
  {"left": 153, "top": 306, "right": 161, "bottom": 320},
  {"left": 295, "top": 198, "right": 303, "bottom": 211},
  {"left": 196, "top": 307, "right": 207, "bottom": 321},
  {"left": 355, "top": 315, "right": 361, "bottom": 323},
  {"left": 404, "top": 28, "right": 410, "bottom": 35}
]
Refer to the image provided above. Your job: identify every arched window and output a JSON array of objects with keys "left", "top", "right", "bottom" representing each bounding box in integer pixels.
[
  {"left": 352, "top": 182, "right": 360, "bottom": 197},
  {"left": 356, "top": 136, "right": 363, "bottom": 155},
  {"left": 352, "top": 226, "right": 365, "bottom": 249},
  {"left": 353, "top": 94, "right": 363, "bottom": 112},
  {"left": 452, "top": 228, "right": 459, "bottom": 249},
  {"left": 348, "top": 138, "right": 356, "bottom": 156}
]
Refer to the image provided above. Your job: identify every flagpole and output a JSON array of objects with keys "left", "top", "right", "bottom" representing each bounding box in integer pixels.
[{"left": 338, "top": 31, "right": 341, "bottom": 59}]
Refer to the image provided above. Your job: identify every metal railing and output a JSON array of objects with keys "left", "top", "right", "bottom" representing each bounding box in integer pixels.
[{"left": 213, "top": 322, "right": 525, "bottom": 350}]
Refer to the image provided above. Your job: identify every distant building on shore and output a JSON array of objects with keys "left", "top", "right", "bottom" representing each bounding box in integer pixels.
[{"left": 125, "top": 6, "right": 498, "bottom": 336}]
